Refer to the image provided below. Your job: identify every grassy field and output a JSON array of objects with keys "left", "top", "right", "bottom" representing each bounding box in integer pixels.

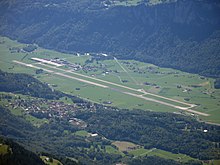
[
  {"left": 108, "top": 0, "right": 170, "bottom": 7},
  {"left": 111, "top": 141, "right": 197, "bottom": 163},
  {"left": 78, "top": 139, "right": 199, "bottom": 162},
  {"left": 129, "top": 148, "right": 196, "bottom": 163},
  {"left": 147, "top": 149, "right": 197, "bottom": 163},
  {"left": 205, "top": 160, "right": 220, "bottom": 165},
  {"left": 0, "top": 144, "right": 10, "bottom": 155},
  {"left": 74, "top": 130, "right": 89, "bottom": 137},
  {"left": 105, "top": 145, "right": 124, "bottom": 155},
  {"left": 40, "top": 156, "right": 63, "bottom": 165},
  {"left": 0, "top": 36, "right": 220, "bottom": 124},
  {"left": 112, "top": 141, "right": 139, "bottom": 152}
]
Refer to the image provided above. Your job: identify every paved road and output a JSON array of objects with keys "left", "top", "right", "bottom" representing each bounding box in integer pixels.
[{"left": 13, "top": 60, "right": 108, "bottom": 88}]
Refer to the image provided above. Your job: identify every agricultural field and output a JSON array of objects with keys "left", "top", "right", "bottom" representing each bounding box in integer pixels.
[
  {"left": 112, "top": 141, "right": 139, "bottom": 152},
  {"left": 40, "top": 156, "right": 63, "bottom": 165},
  {"left": 107, "top": 0, "right": 174, "bottom": 7},
  {"left": 0, "top": 36, "right": 220, "bottom": 124},
  {"left": 74, "top": 130, "right": 89, "bottom": 137},
  {"left": 111, "top": 141, "right": 197, "bottom": 163},
  {"left": 0, "top": 144, "right": 10, "bottom": 155}
]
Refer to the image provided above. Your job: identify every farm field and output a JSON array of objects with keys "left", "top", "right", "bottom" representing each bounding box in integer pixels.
[
  {"left": 108, "top": 0, "right": 168, "bottom": 7},
  {"left": 0, "top": 144, "right": 10, "bottom": 155},
  {"left": 0, "top": 36, "right": 220, "bottom": 124},
  {"left": 40, "top": 156, "right": 63, "bottom": 165},
  {"left": 111, "top": 141, "right": 197, "bottom": 163}
]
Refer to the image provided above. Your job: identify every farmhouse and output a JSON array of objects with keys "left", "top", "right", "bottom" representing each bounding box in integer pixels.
[{"left": 90, "top": 133, "right": 98, "bottom": 137}]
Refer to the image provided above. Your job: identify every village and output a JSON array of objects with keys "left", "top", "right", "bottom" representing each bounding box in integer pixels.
[{"left": 1, "top": 94, "right": 89, "bottom": 128}]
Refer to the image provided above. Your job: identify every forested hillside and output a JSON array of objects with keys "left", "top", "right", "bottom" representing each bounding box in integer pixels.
[
  {"left": 0, "top": 137, "right": 45, "bottom": 165},
  {"left": 0, "top": 70, "right": 92, "bottom": 103},
  {"left": 0, "top": 0, "right": 220, "bottom": 77},
  {"left": 0, "top": 70, "right": 63, "bottom": 99}
]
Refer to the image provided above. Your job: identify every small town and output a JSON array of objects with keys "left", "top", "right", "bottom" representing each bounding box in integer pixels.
[{"left": 1, "top": 94, "right": 90, "bottom": 128}]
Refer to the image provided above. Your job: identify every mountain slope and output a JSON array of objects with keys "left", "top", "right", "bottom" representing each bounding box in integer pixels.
[
  {"left": 0, "top": 137, "right": 45, "bottom": 165},
  {"left": 0, "top": 0, "right": 220, "bottom": 77}
]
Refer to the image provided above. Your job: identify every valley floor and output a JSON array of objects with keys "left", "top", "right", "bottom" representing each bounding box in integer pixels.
[{"left": 0, "top": 35, "right": 219, "bottom": 124}]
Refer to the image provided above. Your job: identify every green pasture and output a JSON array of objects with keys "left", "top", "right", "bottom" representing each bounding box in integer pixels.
[
  {"left": 40, "top": 156, "right": 63, "bottom": 165},
  {"left": 129, "top": 147, "right": 197, "bottom": 163},
  {"left": 0, "top": 144, "right": 10, "bottom": 155},
  {"left": 74, "top": 130, "right": 89, "bottom": 137},
  {"left": 105, "top": 145, "right": 123, "bottom": 155},
  {"left": 109, "top": 0, "right": 172, "bottom": 7}
]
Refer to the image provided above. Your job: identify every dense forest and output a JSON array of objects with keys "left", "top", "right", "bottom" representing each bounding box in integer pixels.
[
  {"left": 214, "top": 78, "right": 220, "bottom": 89},
  {"left": 0, "top": 70, "right": 92, "bottom": 103},
  {"left": 0, "top": 137, "right": 45, "bottom": 165},
  {"left": 0, "top": 70, "right": 63, "bottom": 99},
  {"left": 0, "top": 136, "right": 81, "bottom": 165},
  {"left": 0, "top": 0, "right": 220, "bottom": 78}
]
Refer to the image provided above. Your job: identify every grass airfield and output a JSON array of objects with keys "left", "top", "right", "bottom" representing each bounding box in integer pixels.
[{"left": 0, "top": 36, "right": 220, "bottom": 124}]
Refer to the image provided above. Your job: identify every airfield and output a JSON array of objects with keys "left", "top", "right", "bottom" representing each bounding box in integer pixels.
[
  {"left": 13, "top": 59, "right": 205, "bottom": 116},
  {"left": 1, "top": 36, "right": 220, "bottom": 124}
]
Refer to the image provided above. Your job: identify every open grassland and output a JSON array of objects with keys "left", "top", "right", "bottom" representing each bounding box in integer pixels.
[
  {"left": 112, "top": 141, "right": 197, "bottom": 163},
  {"left": 0, "top": 144, "right": 10, "bottom": 155},
  {"left": 207, "top": 160, "right": 220, "bottom": 165},
  {"left": 105, "top": 145, "right": 124, "bottom": 155},
  {"left": 147, "top": 149, "right": 197, "bottom": 163},
  {"left": 40, "top": 156, "right": 63, "bottom": 165},
  {"left": 108, "top": 0, "right": 142, "bottom": 6},
  {"left": 129, "top": 148, "right": 196, "bottom": 163},
  {"left": 108, "top": 0, "right": 172, "bottom": 7},
  {"left": 0, "top": 36, "right": 220, "bottom": 123},
  {"left": 112, "top": 141, "right": 139, "bottom": 152},
  {"left": 74, "top": 130, "right": 89, "bottom": 137}
]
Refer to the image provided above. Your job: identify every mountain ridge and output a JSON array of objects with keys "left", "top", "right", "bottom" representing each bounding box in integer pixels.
[{"left": 0, "top": 0, "right": 220, "bottom": 77}]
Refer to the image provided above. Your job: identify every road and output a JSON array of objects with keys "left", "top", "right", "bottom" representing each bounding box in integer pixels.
[
  {"left": 114, "top": 57, "right": 139, "bottom": 85},
  {"left": 13, "top": 60, "right": 108, "bottom": 88}
]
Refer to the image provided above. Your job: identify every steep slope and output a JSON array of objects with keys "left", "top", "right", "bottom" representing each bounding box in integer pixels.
[
  {"left": 0, "top": 137, "right": 45, "bottom": 165},
  {"left": 0, "top": 0, "right": 220, "bottom": 77}
]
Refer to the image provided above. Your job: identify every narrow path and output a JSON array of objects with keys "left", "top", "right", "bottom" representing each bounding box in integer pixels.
[{"left": 114, "top": 57, "right": 139, "bottom": 85}]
